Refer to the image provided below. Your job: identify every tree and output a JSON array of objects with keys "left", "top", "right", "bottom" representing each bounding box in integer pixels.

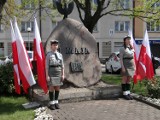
[
  {"left": 73, "top": 0, "right": 160, "bottom": 33},
  {"left": 0, "top": 0, "right": 59, "bottom": 29},
  {"left": 0, "top": 0, "right": 7, "bottom": 21},
  {"left": 0, "top": 0, "right": 160, "bottom": 33}
]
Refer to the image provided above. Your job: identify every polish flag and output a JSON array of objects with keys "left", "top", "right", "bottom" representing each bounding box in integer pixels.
[
  {"left": 10, "top": 21, "right": 21, "bottom": 94},
  {"left": 33, "top": 18, "right": 48, "bottom": 93},
  {"left": 14, "top": 18, "right": 36, "bottom": 93},
  {"left": 137, "top": 30, "right": 154, "bottom": 80},
  {"left": 129, "top": 30, "right": 146, "bottom": 83}
]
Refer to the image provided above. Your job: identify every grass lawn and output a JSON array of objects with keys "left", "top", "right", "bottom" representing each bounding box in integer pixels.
[
  {"left": 101, "top": 74, "right": 148, "bottom": 96},
  {"left": 101, "top": 74, "right": 122, "bottom": 85},
  {"left": 0, "top": 96, "right": 34, "bottom": 120}
]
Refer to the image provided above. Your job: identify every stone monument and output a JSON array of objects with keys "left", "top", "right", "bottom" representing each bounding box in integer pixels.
[
  {"left": 45, "top": 18, "right": 102, "bottom": 87},
  {"left": 33, "top": 2, "right": 121, "bottom": 103}
]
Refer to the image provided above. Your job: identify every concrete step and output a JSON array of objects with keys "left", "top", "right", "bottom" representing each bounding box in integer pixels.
[{"left": 32, "top": 81, "right": 122, "bottom": 104}]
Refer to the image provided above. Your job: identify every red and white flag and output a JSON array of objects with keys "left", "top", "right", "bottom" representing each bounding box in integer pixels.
[
  {"left": 129, "top": 30, "right": 146, "bottom": 83},
  {"left": 14, "top": 18, "right": 36, "bottom": 93},
  {"left": 10, "top": 21, "right": 21, "bottom": 94},
  {"left": 33, "top": 18, "right": 48, "bottom": 93},
  {"left": 137, "top": 30, "right": 154, "bottom": 80}
]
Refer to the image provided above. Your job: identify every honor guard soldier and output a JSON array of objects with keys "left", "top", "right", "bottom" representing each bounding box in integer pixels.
[
  {"left": 120, "top": 35, "right": 136, "bottom": 100},
  {"left": 46, "top": 39, "right": 64, "bottom": 110}
]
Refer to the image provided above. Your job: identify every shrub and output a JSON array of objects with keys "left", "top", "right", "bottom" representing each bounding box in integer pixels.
[
  {"left": 146, "top": 77, "right": 160, "bottom": 99},
  {"left": 0, "top": 62, "right": 15, "bottom": 95}
]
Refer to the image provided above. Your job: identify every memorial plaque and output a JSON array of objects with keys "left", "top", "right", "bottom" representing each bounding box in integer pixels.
[{"left": 70, "top": 62, "right": 83, "bottom": 72}]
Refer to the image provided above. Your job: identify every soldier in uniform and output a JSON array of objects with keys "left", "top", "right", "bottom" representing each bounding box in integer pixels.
[
  {"left": 46, "top": 39, "right": 64, "bottom": 110},
  {"left": 120, "top": 35, "right": 135, "bottom": 100}
]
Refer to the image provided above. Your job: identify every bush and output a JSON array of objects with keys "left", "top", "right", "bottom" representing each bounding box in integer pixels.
[
  {"left": 146, "top": 77, "right": 160, "bottom": 99},
  {"left": 0, "top": 62, "right": 15, "bottom": 95},
  {"left": 0, "top": 62, "right": 37, "bottom": 97}
]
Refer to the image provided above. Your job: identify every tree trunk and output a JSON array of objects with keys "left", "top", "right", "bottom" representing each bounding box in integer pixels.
[
  {"left": 74, "top": 0, "right": 103, "bottom": 33},
  {"left": 83, "top": 18, "right": 98, "bottom": 33}
]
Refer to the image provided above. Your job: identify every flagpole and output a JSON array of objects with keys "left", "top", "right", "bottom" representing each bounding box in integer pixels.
[
  {"left": 27, "top": 27, "right": 31, "bottom": 50},
  {"left": 29, "top": 85, "right": 34, "bottom": 102},
  {"left": 13, "top": 17, "right": 38, "bottom": 109}
]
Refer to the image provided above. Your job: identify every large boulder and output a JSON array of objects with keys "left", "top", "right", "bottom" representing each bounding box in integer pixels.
[{"left": 45, "top": 18, "right": 101, "bottom": 87}]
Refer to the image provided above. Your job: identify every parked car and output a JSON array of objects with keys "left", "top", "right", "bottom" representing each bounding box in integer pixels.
[
  {"left": 0, "top": 59, "right": 4, "bottom": 65},
  {"left": 105, "top": 52, "right": 160, "bottom": 74},
  {"left": 152, "top": 56, "right": 160, "bottom": 69},
  {"left": 27, "top": 51, "right": 34, "bottom": 62},
  {"left": 5, "top": 51, "right": 33, "bottom": 63},
  {"left": 105, "top": 52, "right": 121, "bottom": 73}
]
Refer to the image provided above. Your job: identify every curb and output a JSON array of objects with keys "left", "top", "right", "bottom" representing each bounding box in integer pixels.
[{"left": 131, "top": 93, "right": 160, "bottom": 110}]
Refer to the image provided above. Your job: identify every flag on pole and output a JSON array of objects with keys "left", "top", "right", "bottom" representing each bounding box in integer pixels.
[
  {"left": 137, "top": 30, "right": 154, "bottom": 80},
  {"left": 10, "top": 21, "right": 21, "bottom": 94},
  {"left": 33, "top": 18, "right": 48, "bottom": 93},
  {"left": 129, "top": 30, "right": 146, "bottom": 83},
  {"left": 14, "top": 17, "right": 36, "bottom": 93}
]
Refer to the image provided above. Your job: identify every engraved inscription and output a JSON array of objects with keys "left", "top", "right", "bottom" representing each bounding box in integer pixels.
[{"left": 66, "top": 48, "right": 90, "bottom": 54}]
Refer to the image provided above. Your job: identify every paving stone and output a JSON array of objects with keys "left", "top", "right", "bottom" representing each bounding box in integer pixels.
[{"left": 47, "top": 99, "right": 160, "bottom": 120}]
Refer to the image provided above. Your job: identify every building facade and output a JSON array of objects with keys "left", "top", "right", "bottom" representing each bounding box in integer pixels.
[
  {"left": 69, "top": 0, "right": 133, "bottom": 59},
  {"left": 0, "top": 0, "right": 133, "bottom": 59},
  {"left": 134, "top": 1, "right": 160, "bottom": 57}
]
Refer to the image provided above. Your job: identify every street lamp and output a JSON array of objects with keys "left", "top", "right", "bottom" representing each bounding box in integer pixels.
[{"left": 27, "top": 27, "right": 31, "bottom": 51}]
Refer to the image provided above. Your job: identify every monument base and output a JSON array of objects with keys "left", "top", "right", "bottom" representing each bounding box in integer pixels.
[{"left": 32, "top": 81, "right": 122, "bottom": 105}]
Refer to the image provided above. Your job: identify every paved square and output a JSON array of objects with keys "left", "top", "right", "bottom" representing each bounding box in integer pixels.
[{"left": 47, "top": 99, "right": 160, "bottom": 120}]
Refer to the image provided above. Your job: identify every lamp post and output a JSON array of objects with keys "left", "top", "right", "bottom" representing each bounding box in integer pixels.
[{"left": 27, "top": 27, "right": 31, "bottom": 51}]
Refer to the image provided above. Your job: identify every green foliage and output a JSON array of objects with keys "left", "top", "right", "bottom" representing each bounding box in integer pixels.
[
  {"left": 101, "top": 74, "right": 160, "bottom": 98},
  {"left": 1, "top": 0, "right": 60, "bottom": 29},
  {"left": 101, "top": 74, "right": 121, "bottom": 85},
  {"left": 131, "top": 80, "right": 148, "bottom": 96},
  {"left": 1, "top": 0, "right": 160, "bottom": 32},
  {"left": 0, "top": 62, "right": 14, "bottom": 94},
  {"left": 145, "top": 77, "right": 160, "bottom": 99},
  {"left": 0, "top": 96, "right": 34, "bottom": 120},
  {"left": 133, "top": 0, "right": 160, "bottom": 23}
]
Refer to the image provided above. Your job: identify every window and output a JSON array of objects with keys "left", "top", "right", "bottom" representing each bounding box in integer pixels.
[
  {"left": 102, "top": 42, "right": 111, "bottom": 57},
  {"left": 0, "top": 24, "right": 3, "bottom": 32},
  {"left": 155, "top": 2, "right": 160, "bottom": 7},
  {"left": 0, "top": 43, "right": 4, "bottom": 48},
  {"left": 0, "top": 42, "right": 4, "bottom": 57},
  {"left": 150, "top": 1, "right": 160, "bottom": 8},
  {"left": 21, "top": 21, "right": 34, "bottom": 32},
  {"left": 92, "top": 0, "right": 98, "bottom": 5},
  {"left": 115, "top": 21, "right": 130, "bottom": 32},
  {"left": 147, "top": 22, "right": 160, "bottom": 32},
  {"left": 116, "top": 0, "right": 130, "bottom": 9},
  {"left": 123, "top": 0, "right": 130, "bottom": 9},
  {"left": 21, "top": 0, "right": 35, "bottom": 9}
]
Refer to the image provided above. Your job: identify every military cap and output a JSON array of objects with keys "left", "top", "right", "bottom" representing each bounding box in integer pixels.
[
  {"left": 123, "top": 35, "right": 131, "bottom": 41},
  {"left": 50, "top": 39, "right": 59, "bottom": 44}
]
